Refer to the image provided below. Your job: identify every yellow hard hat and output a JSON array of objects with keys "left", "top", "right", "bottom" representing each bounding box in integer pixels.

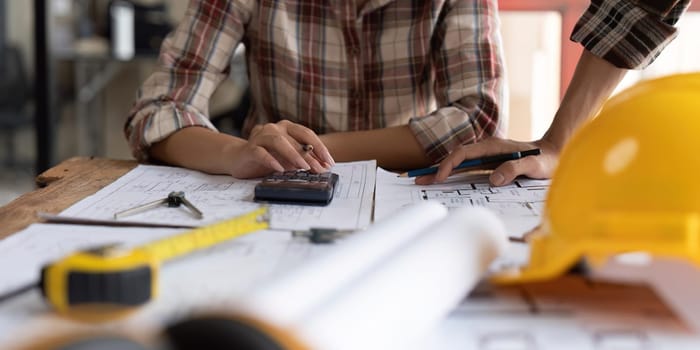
[{"left": 493, "top": 72, "right": 700, "bottom": 283}]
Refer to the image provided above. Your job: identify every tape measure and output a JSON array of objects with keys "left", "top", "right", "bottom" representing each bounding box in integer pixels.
[{"left": 38, "top": 207, "right": 269, "bottom": 313}]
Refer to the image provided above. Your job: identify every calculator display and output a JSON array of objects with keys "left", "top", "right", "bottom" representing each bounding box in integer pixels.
[{"left": 254, "top": 171, "right": 339, "bottom": 205}]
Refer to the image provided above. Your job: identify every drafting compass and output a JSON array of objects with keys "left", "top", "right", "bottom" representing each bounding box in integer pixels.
[{"left": 113, "top": 191, "right": 204, "bottom": 219}]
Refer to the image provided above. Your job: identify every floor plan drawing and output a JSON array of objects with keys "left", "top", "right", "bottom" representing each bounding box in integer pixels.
[
  {"left": 55, "top": 161, "right": 376, "bottom": 231},
  {"left": 375, "top": 168, "right": 549, "bottom": 238}
]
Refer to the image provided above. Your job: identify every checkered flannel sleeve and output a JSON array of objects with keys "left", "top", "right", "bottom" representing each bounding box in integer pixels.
[
  {"left": 124, "top": 0, "right": 251, "bottom": 161},
  {"left": 408, "top": 0, "right": 505, "bottom": 162},
  {"left": 571, "top": 0, "right": 690, "bottom": 69}
]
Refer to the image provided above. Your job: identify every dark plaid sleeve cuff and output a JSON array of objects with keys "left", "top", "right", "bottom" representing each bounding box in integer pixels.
[{"left": 570, "top": 0, "right": 687, "bottom": 69}]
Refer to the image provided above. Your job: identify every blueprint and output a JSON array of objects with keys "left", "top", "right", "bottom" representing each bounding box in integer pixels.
[
  {"left": 56, "top": 161, "right": 376, "bottom": 231},
  {"left": 375, "top": 167, "right": 549, "bottom": 238}
]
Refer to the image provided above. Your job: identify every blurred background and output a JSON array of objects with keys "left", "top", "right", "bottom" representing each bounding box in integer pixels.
[{"left": 1, "top": 0, "right": 699, "bottom": 206}]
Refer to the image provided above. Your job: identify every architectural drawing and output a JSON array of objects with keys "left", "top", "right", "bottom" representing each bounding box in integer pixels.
[
  {"left": 375, "top": 168, "right": 549, "bottom": 238},
  {"left": 57, "top": 161, "right": 376, "bottom": 231}
]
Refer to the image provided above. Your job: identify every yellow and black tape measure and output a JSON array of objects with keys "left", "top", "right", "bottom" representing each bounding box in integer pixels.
[{"left": 37, "top": 207, "right": 269, "bottom": 313}]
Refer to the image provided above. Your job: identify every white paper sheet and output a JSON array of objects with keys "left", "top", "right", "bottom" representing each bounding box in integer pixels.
[
  {"left": 0, "top": 224, "right": 183, "bottom": 299},
  {"left": 0, "top": 223, "right": 332, "bottom": 348},
  {"left": 0, "top": 223, "right": 182, "bottom": 346},
  {"left": 57, "top": 161, "right": 376, "bottom": 231},
  {"left": 375, "top": 167, "right": 549, "bottom": 238}
]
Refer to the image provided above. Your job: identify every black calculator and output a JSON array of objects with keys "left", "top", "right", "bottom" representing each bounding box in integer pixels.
[{"left": 254, "top": 171, "right": 340, "bottom": 205}]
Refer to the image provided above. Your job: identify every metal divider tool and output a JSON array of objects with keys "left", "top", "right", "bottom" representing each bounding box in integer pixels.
[{"left": 114, "top": 191, "right": 203, "bottom": 220}]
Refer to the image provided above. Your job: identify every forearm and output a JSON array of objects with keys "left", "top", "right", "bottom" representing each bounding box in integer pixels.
[
  {"left": 150, "top": 127, "right": 243, "bottom": 175},
  {"left": 320, "top": 125, "right": 432, "bottom": 170},
  {"left": 543, "top": 50, "right": 627, "bottom": 150},
  {"left": 125, "top": 0, "right": 250, "bottom": 162}
]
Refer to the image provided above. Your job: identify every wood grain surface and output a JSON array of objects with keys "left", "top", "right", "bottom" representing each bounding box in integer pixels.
[{"left": 0, "top": 157, "right": 137, "bottom": 239}]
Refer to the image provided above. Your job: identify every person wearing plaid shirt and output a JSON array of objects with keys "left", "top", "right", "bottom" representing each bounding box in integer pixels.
[
  {"left": 125, "top": 0, "right": 505, "bottom": 178},
  {"left": 419, "top": 0, "right": 691, "bottom": 187}
]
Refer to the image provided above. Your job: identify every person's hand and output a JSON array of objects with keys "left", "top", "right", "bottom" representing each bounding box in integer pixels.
[
  {"left": 227, "top": 120, "right": 335, "bottom": 178},
  {"left": 415, "top": 137, "right": 560, "bottom": 186}
]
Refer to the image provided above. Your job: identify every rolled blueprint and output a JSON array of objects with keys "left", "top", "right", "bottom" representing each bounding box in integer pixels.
[
  {"left": 238, "top": 201, "right": 449, "bottom": 325},
  {"left": 229, "top": 203, "right": 508, "bottom": 349},
  {"left": 294, "top": 206, "right": 508, "bottom": 350}
]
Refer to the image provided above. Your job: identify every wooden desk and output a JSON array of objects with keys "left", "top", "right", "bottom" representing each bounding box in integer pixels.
[{"left": 0, "top": 157, "right": 137, "bottom": 239}]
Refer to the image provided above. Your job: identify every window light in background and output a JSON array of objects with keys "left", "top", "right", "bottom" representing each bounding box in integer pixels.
[
  {"left": 500, "top": 12, "right": 700, "bottom": 142},
  {"left": 500, "top": 12, "right": 561, "bottom": 141}
]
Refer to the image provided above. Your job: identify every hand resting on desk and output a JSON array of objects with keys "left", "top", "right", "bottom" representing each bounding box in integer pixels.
[
  {"left": 415, "top": 137, "right": 559, "bottom": 187},
  {"left": 150, "top": 120, "right": 335, "bottom": 179}
]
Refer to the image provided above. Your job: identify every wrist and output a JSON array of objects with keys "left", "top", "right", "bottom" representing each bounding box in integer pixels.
[
  {"left": 538, "top": 130, "right": 566, "bottom": 156},
  {"left": 541, "top": 103, "right": 583, "bottom": 153},
  {"left": 541, "top": 128, "right": 567, "bottom": 153},
  {"left": 221, "top": 138, "right": 248, "bottom": 175}
]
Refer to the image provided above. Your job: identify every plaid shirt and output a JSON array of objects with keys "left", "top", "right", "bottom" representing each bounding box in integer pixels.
[
  {"left": 571, "top": 0, "right": 690, "bottom": 69},
  {"left": 125, "top": 0, "right": 505, "bottom": 163}
]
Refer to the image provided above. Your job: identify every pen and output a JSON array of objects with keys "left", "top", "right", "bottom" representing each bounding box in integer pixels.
[{"left": 399, "top": 148, "right": 541, "bottom": 178}]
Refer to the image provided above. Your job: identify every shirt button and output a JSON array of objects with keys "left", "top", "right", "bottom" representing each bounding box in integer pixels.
[{"left": 351, "top": 46, "right": 360, "bottom": 56}]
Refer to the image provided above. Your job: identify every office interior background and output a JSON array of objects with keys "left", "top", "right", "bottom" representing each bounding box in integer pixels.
[{"left": 1, "top": 0, "right": 699, "bottom": 206}]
